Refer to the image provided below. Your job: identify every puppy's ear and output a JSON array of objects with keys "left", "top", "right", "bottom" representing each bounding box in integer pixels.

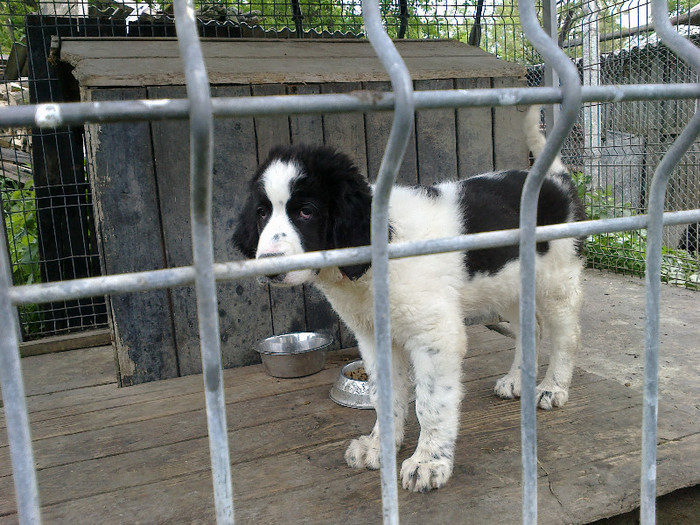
[
  {"left": 330, "top": 174, "right": 372, "bottom": 280},
  {"left": 232, "top": 194, "right": 260, "bottom": 259}
]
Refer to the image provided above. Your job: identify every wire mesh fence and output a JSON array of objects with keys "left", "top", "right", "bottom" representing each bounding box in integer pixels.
[{"left": 0, "top": 0, "right": 698, "bottom": 341}]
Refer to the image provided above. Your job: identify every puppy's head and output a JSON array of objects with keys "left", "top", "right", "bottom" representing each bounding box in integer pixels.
[{"left": 233, "top": 145, "right": 372, "bottom": 286}]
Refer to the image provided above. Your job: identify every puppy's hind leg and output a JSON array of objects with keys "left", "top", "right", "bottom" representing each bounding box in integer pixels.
[
  {"left": 494, "top": 306, "right": 542, "bottom": 400},
  {"left": 536, "top": 285, "right": 582, "bottom": 410},
  {"left": 344, "top": 339, "right": 412, "bottom": 470}
]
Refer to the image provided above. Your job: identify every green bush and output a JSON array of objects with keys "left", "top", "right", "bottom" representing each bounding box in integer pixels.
[
  {"left": 570, "top": 172, "right": 700, "bottom": 290},
  {"left": 2, "top": 178, "right": 44, "bottom": 334},
  {"left": 2, "top": 178, "right": 40, "bottom": 285}
]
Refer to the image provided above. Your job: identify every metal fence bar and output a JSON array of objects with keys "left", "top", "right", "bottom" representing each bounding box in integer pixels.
[
  {"left": 517, "top": 0, "right": 583, "bottom": 522},
  {"left": 640, "top": 1, "right": 700, "bottom": 523},
  {"left": 362, "top": 0, "right": 414, "bottom": 522},
  {"left": 7, "top": 208, "right": 700, "bottom": 308},
  {"left": 641, "top": 111, "right": 700, "bottom": 525},
  {"left": 4, "top": 84, "right": 700, "bottom": 129},
  {"left": 0, "top": 227, "right": 41, "bottom": 524},
  {"left": 172, "top": 0, "right": 234, "bottom": 523}
]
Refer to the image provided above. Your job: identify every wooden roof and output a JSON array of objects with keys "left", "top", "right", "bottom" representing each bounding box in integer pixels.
[{"left": 59, "top": 37, "right": 526, "bottom": 88}]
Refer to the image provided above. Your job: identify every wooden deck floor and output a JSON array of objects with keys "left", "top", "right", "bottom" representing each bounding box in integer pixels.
[
  {"left": 1, "top": 315, "right": 698, "bottom": 524},
  {"left": 1, "top": 272, "right": 698, "bottom": 524}
]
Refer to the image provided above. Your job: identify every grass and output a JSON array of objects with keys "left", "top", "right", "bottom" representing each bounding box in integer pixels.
[{"left": 571, "top": 172, "right": 700, "bottom": 291}]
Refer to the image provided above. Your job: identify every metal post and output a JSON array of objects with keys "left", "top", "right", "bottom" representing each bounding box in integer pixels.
[
  {"left": 582, "top": 0, "right": 602, "bottom": 191},
  {"left": 0, "top": 225, "right": 42, "bottom": 524},
  {"left": 517, "top": 1, "right": 582, "bottom": 523},
  {"left": 542, "top": 0, "right": 559, "bottom": 131},
  {"left": 640, "top": 2, "right": 700, "bottom": 523},
  {"left": 172, "top": 1, "right": 234, "bottom": 523},
  {"left": 362, "top": 0, "right": 415, "bottom": 522}
]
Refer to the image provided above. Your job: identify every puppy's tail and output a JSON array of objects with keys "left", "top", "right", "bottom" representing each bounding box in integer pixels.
[{"left": 524, "top": 105, "right": 567, "bottom": 175}]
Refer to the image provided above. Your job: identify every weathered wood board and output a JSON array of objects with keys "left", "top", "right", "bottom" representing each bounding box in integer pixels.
[
  {"left": 85, "top": 87, "right": 179, "bottom": 385},
  {"left": 69, "top": 39, "right": 528, "bottom": 384},
  {"left": 1, "top": 326, "right": 698, "bottom": 524},
  {"left": 61, "top": 38, "right": 527, "bottom": 87}
]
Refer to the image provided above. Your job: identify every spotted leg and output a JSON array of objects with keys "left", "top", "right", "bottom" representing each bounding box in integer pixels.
[
  {"left": 399, "top": 318, "right": 467, "bottom": 492},
  {"left": 344, "top": 338, "right": 412, "bottom": 470}
]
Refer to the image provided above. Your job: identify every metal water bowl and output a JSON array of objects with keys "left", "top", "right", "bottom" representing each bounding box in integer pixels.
[{"left": 256, "top": 332, "right": 333, "bottom": 378}]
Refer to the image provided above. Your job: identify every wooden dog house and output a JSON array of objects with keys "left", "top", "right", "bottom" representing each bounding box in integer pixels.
[{"left": 59, "top": 38, "right": 528, "bottom": 385}]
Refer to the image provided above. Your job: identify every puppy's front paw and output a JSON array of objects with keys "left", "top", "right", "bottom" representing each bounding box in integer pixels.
[
  {"left": 400, "top": 455, "right": 453, "bottom": 492},
  {"left": 495, "top": 373, "right": 521, "bottom": 399},
  {"left": 536, "top": 384, "right": 569, "bottom": 410},
  {"left": 345, "top": 435, "right": 381, "bottom": 470}
]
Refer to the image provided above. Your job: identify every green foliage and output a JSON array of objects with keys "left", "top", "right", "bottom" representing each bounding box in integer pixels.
[
  {"left": 668, "top": 0, "right": 700, "bottom": 17},
  {"left": 2, "top": 177, "right": 44, "bottom": 334},
  {"left": 587, "top": 231, "right": 700, "bottom": 290},
  {"left": 1, "top": 178, "right": 41, "bottom": 286},
  {"left": 0, "top": 0, "right": 33, "bottom": 51},
  {"left": 570, "top": 172, "right": 700, "bottom": 290},
  {"left": 570, "top": 171, "right": 633, "bottom": 220}
]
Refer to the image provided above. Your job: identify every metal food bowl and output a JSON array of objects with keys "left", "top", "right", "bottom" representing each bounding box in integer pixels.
[
  {"left": 256, "top": 332, "right": 333, "bottom": 378},
  {"left": 329, "top": 359, "right": 372, "bottom": 409}
]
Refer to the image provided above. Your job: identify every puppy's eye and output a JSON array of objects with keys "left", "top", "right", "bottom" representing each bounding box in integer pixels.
[
  {"left": 299, "top": 206, "right": 313, "bottom": 220},
  {"left": 257, "top": 207, "right": 268, "bottom": 220}
]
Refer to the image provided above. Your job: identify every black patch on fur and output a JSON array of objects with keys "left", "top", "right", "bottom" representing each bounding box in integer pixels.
[
  {"left": 459, "top": 170, "right": 586, "bottom": 277},
  {"left": 232, "top": 145, "right": 373, "bottom": 279},
  {"left": 412, "top": 184, "right": 441, "bottom": 199}
]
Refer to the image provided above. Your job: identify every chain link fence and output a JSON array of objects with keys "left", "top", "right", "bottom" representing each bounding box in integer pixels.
[{"left": 1, "top": 0, "right": 698, "bottom": 339}]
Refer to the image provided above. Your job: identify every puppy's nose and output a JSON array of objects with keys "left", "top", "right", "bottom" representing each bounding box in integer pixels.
[{"left": 257, "top": 252, "right": 285, "bottom": 282}]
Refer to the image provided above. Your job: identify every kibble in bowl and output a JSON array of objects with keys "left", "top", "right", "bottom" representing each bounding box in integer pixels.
[
  {"left": 344, "top": 366, "right": 368, "bottom": 382},
  {"left": 329, "top": 359, "right": 372, "bottom": 409}
]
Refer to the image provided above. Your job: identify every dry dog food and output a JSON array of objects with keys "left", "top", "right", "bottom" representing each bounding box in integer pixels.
[{"left": 344, "top": 367, "right": 368, "bottom": 381}]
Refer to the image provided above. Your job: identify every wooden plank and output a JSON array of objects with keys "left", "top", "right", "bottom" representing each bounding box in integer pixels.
[
  {"left": 5, "top": 368, "right": 695, "bottom": 523},
  {"left": 86, "top": 87, "right": 178, "bottom": 386},
  {"left": 456, "top": 77, "right": 495, "bottom": 177},
  {"left": 252, "top": 83, "right": 308, "bottom": 337},
  {"left": 363, "top": 81, "right": 418, "bottom": 185},
  {"left": 11, "top": 346, "right": 116, "bottom": 399},
  {"left": 6, "top": 431, "right": 697, "bottom": 525},
  {"left": 1, "top": 322, "right": 698, "bottom": 524},
  {"left": 148, "top": 84, "right": 272, "bottom": 375},
  {"left": 321, "top": 82, "right": 368, "bottom": 175},
  {"left": 60, "top": 38, "right": 508, "bottom": 60},
  {"left": 1, "top": 327, "right": 496, "bottom": 430},
  {"left": 60, "top": 39, "right": 527, "bottom": 88},
  {"left": 492, "top": 77, "right": 530, "bottom": 171},
  {"left": 287, "top": 83, "right": 343, "bottom": 350},
  {"left": 19, "top": 329, "right": 112, "bottom": 357},
  {"left": 415, "top": 79, "right": 458, "bottom": 185},
  {"left": 65, "top": 56, "right": 526, "bottom": 88},
  {"left": 0, "top": 327, "right": 511, "bottom": 451},
  {"left": 288, "top": 84, "right": 324, "bottom": 147}
]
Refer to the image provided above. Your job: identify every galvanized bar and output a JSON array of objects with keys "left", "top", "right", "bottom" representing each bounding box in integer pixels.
[
  {"left": 542, "top": 0, "right": 559, "bottom": 130},
  {"left": 517, "top": 0, "right": 583, "bottom": 522},
  {"left": 0, "top": 226, "right": 41, "bottom": 524},
  {"left": 362, "top": 0, "right": 414, "bottom": 522},
  {"left": 640, "top": 111, "right": 700, "bottom": 525},
  {"left": 172, "top": 0, "right": 234, "bottom": 523},
  {"left": 7, "top": 208, "right": 700, "bottom": 307},
  {"left": 640, "top": 1, "right": 700, "bottom": 523},
  {"left": 2, "top": 84, "right": 700, "bottom": 129}
]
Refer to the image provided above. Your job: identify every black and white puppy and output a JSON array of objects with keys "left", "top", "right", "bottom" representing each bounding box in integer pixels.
[{"left": 233, "top": 107, "right": 586, "bottom": 492}]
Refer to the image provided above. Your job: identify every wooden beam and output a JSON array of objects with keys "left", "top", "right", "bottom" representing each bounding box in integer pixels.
[{"left": 19, "top": 328, "right": 112, "bottom": 357}]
